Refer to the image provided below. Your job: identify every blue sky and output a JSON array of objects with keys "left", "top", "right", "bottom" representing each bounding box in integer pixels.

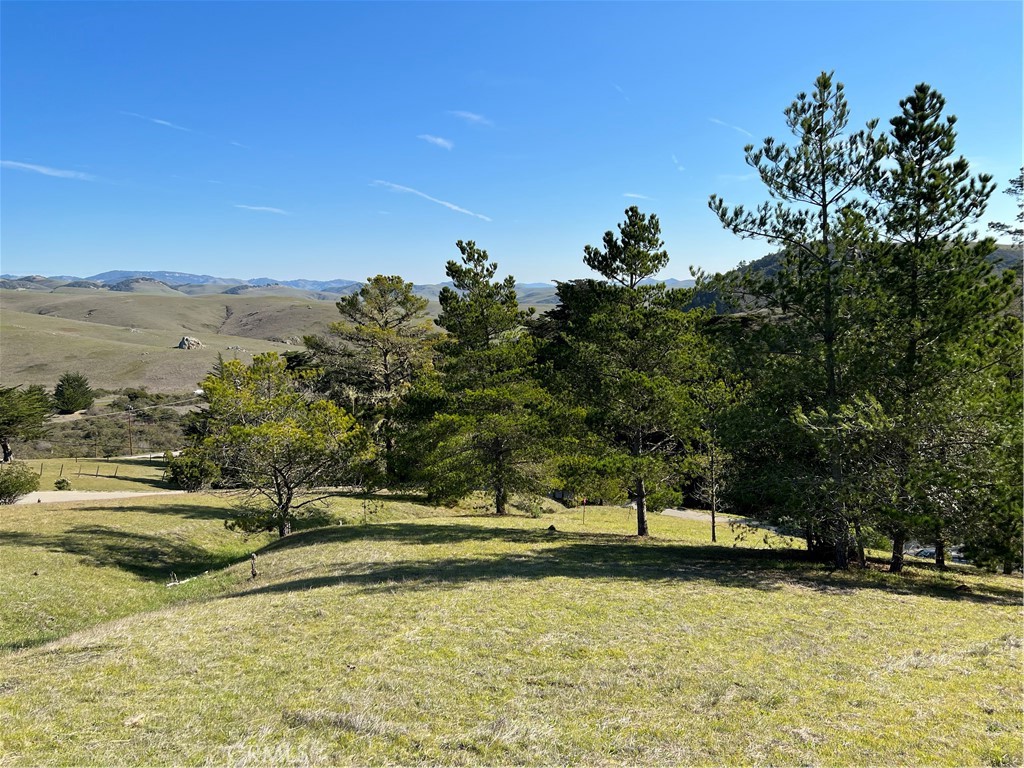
[{"left": 1, "top": 1, "right": 1021, "bottom": 284}]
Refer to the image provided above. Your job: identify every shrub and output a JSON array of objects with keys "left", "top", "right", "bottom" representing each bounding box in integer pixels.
[
  {"left": 54, "top": 477, "right": 72, "bottom": 491},
  {"left": 0, "top": 462, "right": 40, "bottom": 504},
  {"left": 165, "top": 451, "right": 220, "bottom": 492}
]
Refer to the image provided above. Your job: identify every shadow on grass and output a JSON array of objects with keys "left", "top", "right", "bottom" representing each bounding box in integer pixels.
[
  {"left": 0, "top": 522, "right": 244, "bottom": 581},
  {"left": 81, "top": 501, "right": 234, "bottom": 522},
  {"left": 239, "top": 522, "right": 1021, "bottom": 607}
]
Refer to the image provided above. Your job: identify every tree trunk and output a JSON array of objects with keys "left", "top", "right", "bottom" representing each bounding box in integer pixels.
[
  {"left": 636, "top": 477, "right": 649, "bottom": 537},
  {"left": 277, "top": 517, "right": 292, "bottom": 538},
  {"left": 1003, "top": 560, "right": 1014, "bottom": 575},
  {"left": 935, "top": 537, "right": 946, "bottom": 570},
  {"left": 834, "top": 527, "right": 850, "bottom": 570},
  {"left": 853, "top": 519, "right": 866, "bottom": 568},
  {"left": 710, "top": 453, "right": 717, "bottom": 543},
  {"left": 495, "top": 484, "right": 507, "bottom": 516},
  {"left": 889, "top": 531, "right": 906, "bottom": 573}
]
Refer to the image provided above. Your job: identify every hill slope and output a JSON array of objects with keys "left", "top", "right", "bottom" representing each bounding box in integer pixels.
[{"left": 0, "top": 498, "right": 1019, "bottom": 766}]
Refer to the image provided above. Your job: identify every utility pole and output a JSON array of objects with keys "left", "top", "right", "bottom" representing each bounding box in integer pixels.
[{"left": 126, "top": 406, "right": 134, "bottom": 456}]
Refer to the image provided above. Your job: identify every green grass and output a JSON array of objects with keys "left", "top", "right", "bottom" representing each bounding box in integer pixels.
[
  {"left": 28, "top": 455, "right": 175, "bottom": 493},
  {"left": 0, "top": 498, "right": 1020, "bottom": 766}
]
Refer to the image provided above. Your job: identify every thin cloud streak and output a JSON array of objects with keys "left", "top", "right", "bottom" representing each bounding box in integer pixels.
[
  {"left": 373, "top": 180, "right": 492, "bottom": 222},
  {"left": 709, "top": 117, "right": 753, "bottom": 138},
  {"left": 1, "top": 160, "right": 95, "bottom": 181},
  {"left": 121, "top": 111, "right": 193, "bottom": 132},
  {"left": 418, "top": 134, "right": 454, "bottom": 150},
  {"left": 612, "top": 83, "right": 631, "bottom": 103},
  {"left": 672, "top": 153, "right": 685, "bottom": 172},
  {"left": 448, "top": 110, "right": 493, "bottom": 127},
  {"left": 624, "top": 192, "right": 652, "bottom": 200},
  {"left": 235, "top": 204, "right": 290, "bottom": 215}
]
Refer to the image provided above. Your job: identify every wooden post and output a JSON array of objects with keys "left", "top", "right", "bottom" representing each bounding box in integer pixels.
[
  {"left": 113, "top": 465, "right": 119, "bottom": 478},
  {"left": 95, "top": 466, "right": 100, "bottom": 477},
  {"left": 59, "top": 464, "right": 64, "bottom": 477}
]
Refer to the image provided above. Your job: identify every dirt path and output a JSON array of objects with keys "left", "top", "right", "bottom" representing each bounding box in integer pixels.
[{"left": 15, "top": 490, "right": 186, "bottom": 505}]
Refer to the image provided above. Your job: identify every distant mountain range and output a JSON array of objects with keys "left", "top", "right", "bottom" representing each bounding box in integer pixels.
[
  {"left": 3, "top": 247, "right": 1018, "bottom": 300},
  {"left": 0, "top": 269, "right": 698, "bottom": 300}
]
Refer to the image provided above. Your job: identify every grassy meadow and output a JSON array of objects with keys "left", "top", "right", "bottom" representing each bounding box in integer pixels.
[{"left": 0, "top": 482, "right": 1020, "bottom": 766}]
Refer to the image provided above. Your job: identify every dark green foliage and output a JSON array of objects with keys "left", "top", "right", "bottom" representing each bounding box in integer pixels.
[
  {"left": 418, "top": 242, "right": 560, "bottom": 515},
  {"left": 54, "top": 477, "right": 72, "bottom": 491},
  {"left": 304, "top": 275, "right": 434, "bottom": 483},
  {"left": 436, "top": 240, "right": 531, "bottom": 354},
  {"left": 0, "top": 461, "right": 40, "bottom": 504},
  {"left": 53, "top": 371, "right": 95, "bottom": 414},
  {"left": 165, "top": 450, "right": 221, "bottom": 492},
  {"left": 547, "top": 209, "right": 712, "bottom": 536},
  {"left": 709, "top": 72, "right": 886, "bottom": 567},
  {"left": 0, "top": 385, "right": 53, "bottom": 444},
  {"left": 857, "top": 83, "right": 1015, "bottom": 571},
  {"left": 583, "top": 205, "right": 669, "bottom": 289}
]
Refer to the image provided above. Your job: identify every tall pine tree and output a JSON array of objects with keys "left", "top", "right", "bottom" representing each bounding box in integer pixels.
[{"left": 709, "top": 72, "right": 886, "bottom": 567}]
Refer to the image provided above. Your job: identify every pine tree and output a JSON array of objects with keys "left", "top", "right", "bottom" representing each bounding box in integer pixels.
[
  {"left": 709, "top": 72, "right": 886, "bottom": 567},
  {"left": 864, "top": 83, "right": 1016, "bottom": 571},
  {"left": 304, "top": 275, "right": 434, "bottom": 481},
  {"left": 420, "top": 241, "right": 559, "bottom": 515},
  {"left": 53, "top": 371, "right": 95, "bottom": 414},
  {"left": 548, "top": 208, "right": 712, "bottom": 536}
]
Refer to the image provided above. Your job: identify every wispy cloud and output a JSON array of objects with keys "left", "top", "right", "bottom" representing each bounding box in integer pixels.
[
  {"left": 121, "top": 111, "right": 193, "bottom": 132},
  {"left": 418, "top": 134, "right": 454, "bottom": 150},
  {"left": 612, "top": 83, "right": 631, "bottom": 103},
  {"left": 671, "top": 153, "right": 685, "bottom": 172},
  {"left": 709, "top": 117, "right": 753, "bottom": 138},
  {"left": 235, "top": 204, "right": 290, "bottom": 215},
  {"left": 716, "top": 172, "right": 757, "bottom": 183},
  {"left": 448, "top": 110, "right": 493, "bottom": 127},
  {"left": 624, "top": 192, "right": 652, "bottom": 200},
  {"left": 1, "top": 160, "right": 95, "bottom": 181},
  {"left": 373, "top": 180, "right": 492, "bottom": 222},
  {"left": 229, "top": 141, "right": 250, "bottom": 149}
]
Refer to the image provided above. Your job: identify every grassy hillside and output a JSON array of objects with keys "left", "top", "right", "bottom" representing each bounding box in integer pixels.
[
  {"left": 1, "top": 493, "right": 1019, "bottom": 766},
  {"left": 0, "top": 291, "right": 352, "bottom": 391}
]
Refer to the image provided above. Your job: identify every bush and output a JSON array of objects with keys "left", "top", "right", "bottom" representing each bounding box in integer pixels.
[
  {"left": 0, "top": 462, "right": 40, "bottom": 504},
  {"left": 165, "top": 451, "right": 220, "bottom": 491},
  {"left": 54, "top": 477, "right": 72, "bottom": 491}
]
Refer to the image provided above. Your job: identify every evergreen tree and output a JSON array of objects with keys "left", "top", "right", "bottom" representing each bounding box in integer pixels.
[
  {"left": 548, "top": 208, "right": 712, "bottom": 536},
  {"left": 53, "top": 371, "right": 95, "bottom": 414},
  {"left": 0, "top": 385, "right": 53, "bottom": 460},
  {"left": 420, "top": 241, "right": 560, "bottom": 515},
  {"left": 861, "top": 83, "right": 1015, "bottom": 571},
  {"left": 709, "top": 71, "right": 886, "bottom": 567},
  {"left": 304, "top": 275, "right": 434, "bottom": 481}
]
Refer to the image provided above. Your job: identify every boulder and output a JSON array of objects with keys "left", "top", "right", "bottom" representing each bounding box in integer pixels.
[{"left": 177, "top": 336, "right": 204, "bottom": 350}]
